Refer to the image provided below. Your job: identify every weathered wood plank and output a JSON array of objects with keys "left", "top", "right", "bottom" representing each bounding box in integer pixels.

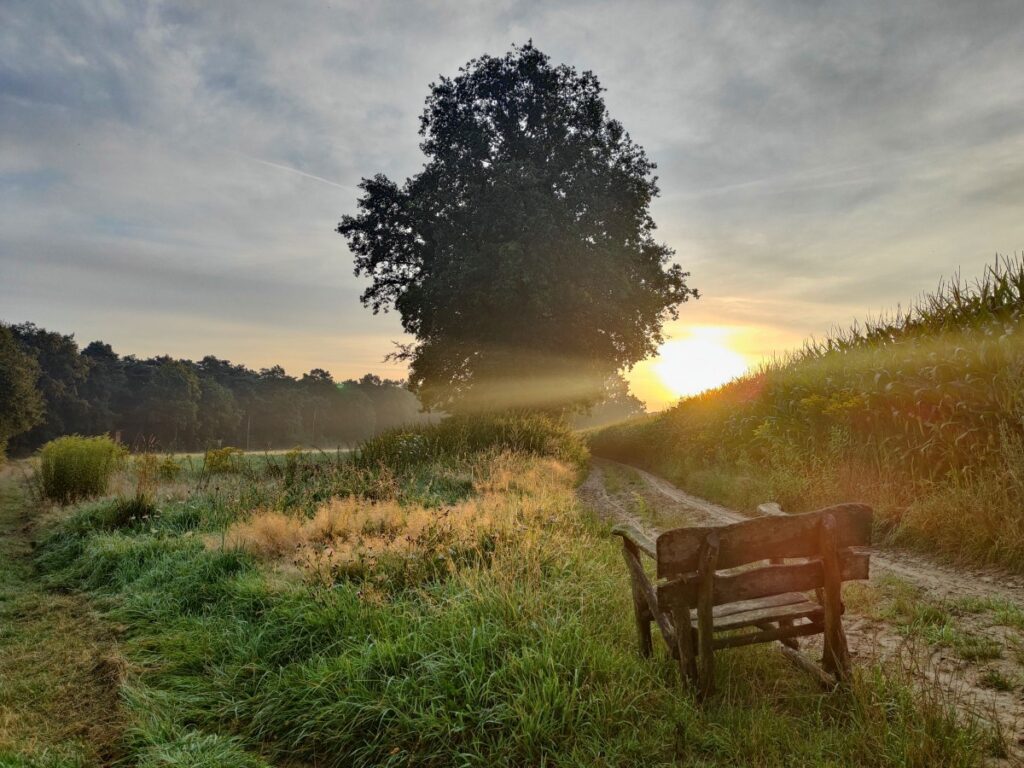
[
  {"left": 707, "top": 591, "right": 806, "bottom": 619},
  {"left": 612, "top": 522, "right": 656, "bottom": 558},
  {"left": 712, "top": 619, "right": 824, "bottom": 650},
  {"left": 621, "top": 538, "right": 653, "bottom": 657},
  {"left": 696, "top": 533, "right": 719, "bottom": 698},
  {"left": 699, "top": 598, "right": 823, "bottom": 632},
  {"left": 620, "top": 541, "right": 676, "bottom": 651},
  {"left": 656, "top": 503, "right": 872, "bottom": 578},
  {"left": 820, "top": 514, "right": 852, "bottom": 681},
  {"left": 657, "top": 548, "right": 870, "bottom": 607}
]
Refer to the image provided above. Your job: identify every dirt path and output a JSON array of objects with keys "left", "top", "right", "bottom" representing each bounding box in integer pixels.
[
  {"left": 0, "top": 466, "right": 125, "bottom": 766},
  {"left": 580, "top": 458, "right": 1024, "bottom": 758}
]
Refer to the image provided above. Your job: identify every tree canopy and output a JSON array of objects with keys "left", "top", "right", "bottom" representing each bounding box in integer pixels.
[
  {"left": 339, "top": 42, "right": 695, "bottom": 412},
  {"left": 0, "top": 324, "right": 43, "bottom": 459}
]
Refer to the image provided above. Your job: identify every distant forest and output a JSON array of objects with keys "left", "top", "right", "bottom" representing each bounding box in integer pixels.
[
  {"left": 5, "top": 322, "right": 434, "bottom": 454},
  {"left": 4, "top": 322, "right": 646, "bottom": 455}
]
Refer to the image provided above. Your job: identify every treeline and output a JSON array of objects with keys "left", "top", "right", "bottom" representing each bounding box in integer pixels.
[{"left": 3, "top": 322, "right": 435, "bottom": 454}]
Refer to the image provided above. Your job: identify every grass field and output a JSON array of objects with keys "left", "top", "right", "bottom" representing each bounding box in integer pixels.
[
  {"left": 591, "top": 256, "right": 1024, "bottom": 571},
  {"left": 0, "top": 416, "right": 999, "bottom": 765}
]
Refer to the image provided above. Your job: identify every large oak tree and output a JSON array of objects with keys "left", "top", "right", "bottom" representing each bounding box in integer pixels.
[{"left": 339, "top": 43, "right": 696, "bottom": 412}]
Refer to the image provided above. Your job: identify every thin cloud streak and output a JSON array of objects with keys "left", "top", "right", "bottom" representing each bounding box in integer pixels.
[{"left": 240, "top": 153, "right": 357, "bottom": 192}]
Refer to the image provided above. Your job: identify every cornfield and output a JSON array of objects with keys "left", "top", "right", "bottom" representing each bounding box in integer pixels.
[{"left": 591, "top": 255, "right": 1024, "bottom": 567}]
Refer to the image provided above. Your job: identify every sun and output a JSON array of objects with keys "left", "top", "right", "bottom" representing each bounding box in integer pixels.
[{"left": 654, "top": 329, "right": 749, "bottom": 398}]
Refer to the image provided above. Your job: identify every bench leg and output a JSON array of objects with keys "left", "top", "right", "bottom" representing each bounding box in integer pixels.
[
  {"left": 778, "top": 619, "right": 798, "bottom": 649},
  {"left": 822, "top": 613, "right": 851, "bottom": 680},
  {"left": 696, "top": 535, "right": 720, "bottom": 699},
  {"left": 820, "top": 515, "right": 852, "bottom": 681},
  {"left": 696, "top": 596, "right": 715, "bottom": 698},
  {"left": 670, "top": 595, "right": 697, "bottom": 688},
  {"left": 630, "top": 580, "right": 653, "bottom": 658}
]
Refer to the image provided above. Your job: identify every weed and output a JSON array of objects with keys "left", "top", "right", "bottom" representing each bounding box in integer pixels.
[
  {"left": 203, "top": 447, "right": 243, "bottom": 474},
  {"left": 978, "top": 668, "right": 1015, "bottom": 691}
]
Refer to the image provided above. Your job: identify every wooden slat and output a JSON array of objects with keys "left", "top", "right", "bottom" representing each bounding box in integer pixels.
[
  {"left": 657, "top": 548, "right": 870, "bottom": 607},
  {"left": 700, "top": 598, "right": 823, "bottom": 632},
  {"left": 612, "top": 522, "right": 656, "bottom": 558},
  {"left": 709, "top": 592, "right": 806, "bottom": 619},
  {"left": 657, "top": 503, "right": 872, "bottom": 578},
  {"left": 712, "top": 619, "right": 824, "bottom": 650}
]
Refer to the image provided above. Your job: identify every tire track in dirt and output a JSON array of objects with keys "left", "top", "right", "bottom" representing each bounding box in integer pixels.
[{"left": 580, "top": 458, "right": 1024, "bottom": 760}]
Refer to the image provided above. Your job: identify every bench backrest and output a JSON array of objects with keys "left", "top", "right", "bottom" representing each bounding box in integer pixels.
[{"left": 655, "top": 503, "right": 872, "bottom": 607}]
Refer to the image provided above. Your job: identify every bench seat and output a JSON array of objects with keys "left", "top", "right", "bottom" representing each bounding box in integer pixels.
[{"left": 701, "top": 592, "right": 823, "bottom": 631}]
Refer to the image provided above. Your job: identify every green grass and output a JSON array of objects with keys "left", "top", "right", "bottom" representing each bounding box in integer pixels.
[
  {"left": 1, "top": 417, "right": 1000, "bottom": 765},
  {"left": 590, "top": 255, "right": 1024, "bottom": 571}
]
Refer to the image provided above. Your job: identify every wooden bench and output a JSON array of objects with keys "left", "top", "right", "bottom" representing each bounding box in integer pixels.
[{"left": 613, "top": 502, "right": 872, "bottom": 697}]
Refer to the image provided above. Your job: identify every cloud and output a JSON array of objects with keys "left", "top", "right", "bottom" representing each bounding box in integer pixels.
[{"left": 2, "top": 0, "right": 1023, "bottom": 387}]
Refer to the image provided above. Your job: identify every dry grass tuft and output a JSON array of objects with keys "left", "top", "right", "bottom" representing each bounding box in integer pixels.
[{"left": 221, "top": 453, "right": 573, "bottom": 580}]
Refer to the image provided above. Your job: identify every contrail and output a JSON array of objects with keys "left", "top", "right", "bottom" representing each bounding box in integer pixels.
[{"left": 239, "top": 153, "right": 354, "bottom": 191}]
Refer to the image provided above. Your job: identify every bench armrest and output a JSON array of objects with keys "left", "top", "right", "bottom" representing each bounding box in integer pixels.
[{"left": 612, "top": 522, "right": 657, "bottom": 558}]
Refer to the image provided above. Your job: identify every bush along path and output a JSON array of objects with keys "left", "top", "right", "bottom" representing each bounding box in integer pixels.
[
  {"left": 580, "top": 457, "right": 1024, "bottom": 759},
  {"left": 0, "top": 463, "right": 126, "bottom": 767}
]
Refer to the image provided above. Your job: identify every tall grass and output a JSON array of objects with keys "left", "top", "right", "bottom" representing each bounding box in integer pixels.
[
  {"left": 37, "top": 435, "right": 125, "bottom": 504},
  {"left": 355, "top": 412, "right": 589, "bottom": 471},
  {"left": 590, "top": 255, "right": 1024, "bottom": 568}
]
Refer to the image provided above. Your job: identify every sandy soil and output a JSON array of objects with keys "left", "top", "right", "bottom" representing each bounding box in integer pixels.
[{"left": 579, "top": 458, "right": 1024, "bottom": 759}]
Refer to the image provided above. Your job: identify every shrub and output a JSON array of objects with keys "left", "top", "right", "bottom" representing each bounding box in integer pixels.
[
  {"left": 38, "top": 435, "right": 125, "bottom": 504},
  {"left": 203, "top": 447, "right": 242, "bottom": 474},
  {"left": 158, "top": 455, "right": 181, "bottom": 481}
]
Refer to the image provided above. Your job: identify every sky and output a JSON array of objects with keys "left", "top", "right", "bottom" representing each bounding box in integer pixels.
[{"left": 2, "top": 0, "right": 1023, "bottom": 409}]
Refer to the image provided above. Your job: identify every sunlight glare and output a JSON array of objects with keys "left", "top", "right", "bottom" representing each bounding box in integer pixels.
[{"left": 654, "top": 328, "right": 749, "bottom": 398}]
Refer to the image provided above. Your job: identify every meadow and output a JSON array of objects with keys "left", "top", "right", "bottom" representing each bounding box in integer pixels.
[
  {"left": 0, "top": 417, "right": 996, "bottom": 766},
  {"left": 591, "top": 256, "right": 1024, "bottom": 571}
]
